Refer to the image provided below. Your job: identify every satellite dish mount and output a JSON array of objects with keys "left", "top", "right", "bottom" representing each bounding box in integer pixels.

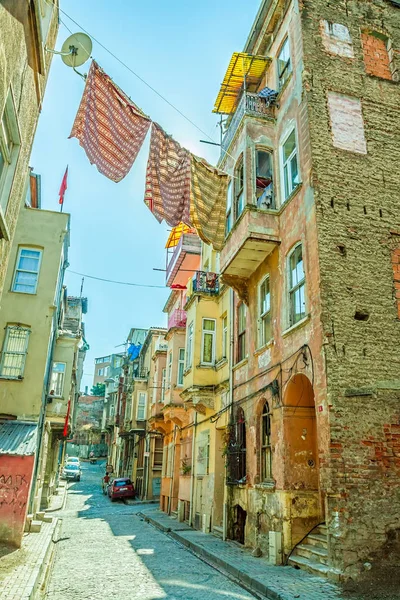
[{"left": 45, "top": 32, "right": 92, "bottom": 80}]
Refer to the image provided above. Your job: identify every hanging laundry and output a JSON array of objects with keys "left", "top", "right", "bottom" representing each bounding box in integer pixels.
[
  {"left": 190, "top": 155, "right": 228, "bottom": 252},
  {"left": 69, "top": 61, "right": 151, "bottom": 182},
  {"left": 144, "top": 123, "right": 192, "bottom": 227}
]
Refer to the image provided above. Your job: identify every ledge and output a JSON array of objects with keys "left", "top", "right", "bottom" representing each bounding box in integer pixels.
[
  {"left": 254, "top": 481, "right": 276, "bottom": 492},
  {"left": 215, "top": 358, "right": 228, "bottom": 371},
  {"left": 232, "top": 357, "right": 248, "bottom": 371},
  {"left": 282, "top": 314, "right": 310, "bottom": 338},
  {"left": 253, "top": 340, "right": 274, "bottom": 357}
]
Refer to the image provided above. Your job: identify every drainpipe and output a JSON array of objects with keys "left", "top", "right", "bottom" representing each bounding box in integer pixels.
[
  {"left": 223, "top": 287, "right": 235, "bottom": 541},
  {"left": 188, "top": 412, "right": 197, "bottom": 527},
  {"left": 143, "top": 431, "right": 150, "bottom": 500},
  {"left": 168, "top": 425, "right": 177, "bottom": 515}
]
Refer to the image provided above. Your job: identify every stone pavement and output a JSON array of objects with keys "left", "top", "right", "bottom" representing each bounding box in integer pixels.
[
  {"left": 138, "top": 507, "right": 343, "bottom": 600},
  {"left": 0, "top": 518, "right": 59, "bottom": 600}
]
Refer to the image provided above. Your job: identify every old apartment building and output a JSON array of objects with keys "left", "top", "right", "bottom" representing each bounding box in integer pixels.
[{"left": 0, "top": 1, "right": 58, "bottom": 302}]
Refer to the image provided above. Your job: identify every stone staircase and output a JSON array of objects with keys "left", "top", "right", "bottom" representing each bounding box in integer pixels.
[{"left": 288, "top": 524, "right": 342, "bottom": 581}]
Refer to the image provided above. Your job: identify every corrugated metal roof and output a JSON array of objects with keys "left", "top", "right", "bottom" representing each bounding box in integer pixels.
[{"left": 0, "top": 421, "right": 38, "bottom": 456}]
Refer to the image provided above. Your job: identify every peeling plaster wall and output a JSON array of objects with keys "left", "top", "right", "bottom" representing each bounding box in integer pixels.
[{"left": 301, "top": 0, "right": 400, "bottom": 574}]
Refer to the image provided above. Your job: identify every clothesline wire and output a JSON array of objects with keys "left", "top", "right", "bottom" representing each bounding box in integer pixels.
[
  {"left": 55, "top": 6, "right": 240, "bottom": 172},
  {"left": 67, "top": 269, "right": 166, "bottom": 289}
]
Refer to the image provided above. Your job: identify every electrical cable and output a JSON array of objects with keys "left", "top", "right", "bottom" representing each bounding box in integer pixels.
[{"left": 67, "top": 269, "right": 166, "bottom": 289}]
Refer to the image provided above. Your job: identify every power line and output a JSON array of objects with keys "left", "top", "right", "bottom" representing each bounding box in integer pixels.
[{"left": 67, "top": 269, "right": 165, "bottom": 289}]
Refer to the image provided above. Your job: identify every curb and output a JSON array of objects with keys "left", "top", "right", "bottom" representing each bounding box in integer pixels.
[
  {"left": 45, "top": 483, "right": 68, "bottom": 513},
  {"left": 137, "top": 512, "right": 272, "bottom": 600},
  {"left": 32, "top": 519, "right": 61, "bottom": 600}
]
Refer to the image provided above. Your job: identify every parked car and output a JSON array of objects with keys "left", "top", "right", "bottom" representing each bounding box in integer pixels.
[
  {"left": 107, "top": 478, "right": 135, "bottom": 501},
  {"left": 62, "top": 463, "right": 81, "bottom": 481},
  {"left": 65, "top": 456, "right": 80, "bottom": 466}
]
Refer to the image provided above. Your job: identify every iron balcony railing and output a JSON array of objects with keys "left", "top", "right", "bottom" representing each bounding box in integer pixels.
[
  {"left": 134, "top": 368, "right": 149, "bottom": 380},
  {"left": 221, "top": 92, "right": 275, "bottom": 158},
  {"left": 168, "top": 308, "right": 187, "bottom": 330},
  {"left": 192, "top": 271, "right": 220, "bottom": 295}
]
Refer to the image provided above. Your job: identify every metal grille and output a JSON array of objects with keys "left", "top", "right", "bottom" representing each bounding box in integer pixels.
[
  {"left": 0, "top": 326, "right": 30, "bottom": 378},
  {"left": 193, "top": 271, "right": 220, "bottom": 295},
  {"left": 226, "top": 412, "right": 247, "bottom": 485}
]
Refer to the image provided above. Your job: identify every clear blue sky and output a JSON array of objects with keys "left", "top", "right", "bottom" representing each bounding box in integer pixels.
[{"left": 31, "top": 0, "right": 261, "bottom": 389}]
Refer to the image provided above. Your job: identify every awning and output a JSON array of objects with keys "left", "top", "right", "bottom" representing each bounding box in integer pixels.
[
  {"left": 165, "top": 223, "right": 196, "bottom": 249},
  {"left": 0, "top": 421, "right": 38, "bottom": 456},
  {"left": 213, "top": 52, "right": 271, "bottom": 115}
]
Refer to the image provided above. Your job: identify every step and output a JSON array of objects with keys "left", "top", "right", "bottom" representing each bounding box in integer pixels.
[
  {"left": 170, "top": 511, "right": 178, "bottom": 520},
  {"left": 294, "top": 543, "right": 328, "bottom": 565},
  {"left": 35, "top": 511, "right": 46, "bottom": 521},
  {"left": 316, "top": 524, "right": 328, "bottom": 536},
  {"left": 289, "top": 555, "right": 341, "bottom": 581},
  {"left": 43, "top": 514, "right": 53, "bottom": 523},
  {"left": 24, "top": 514, "right": 34, "bottom": 532},
  {"left": 30, "top": 520, "right": 42, "bottom": 533},
  {"left": 212, "top": 525, "right": 224, "bottom": 539},
  {"left": 306, "top": 533, "right": 328, "bottom": 549}
]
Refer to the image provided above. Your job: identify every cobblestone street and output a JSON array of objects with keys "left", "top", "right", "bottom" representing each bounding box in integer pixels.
[{"left": 43, "top": 462, "right": 256, "bottom": 600}]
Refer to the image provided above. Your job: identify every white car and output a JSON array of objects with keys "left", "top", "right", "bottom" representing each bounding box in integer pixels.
[{"left": 65, "top": 456, "right": 80, "bottom": 466}]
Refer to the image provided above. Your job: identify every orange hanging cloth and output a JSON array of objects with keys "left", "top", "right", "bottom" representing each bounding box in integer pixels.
[{"left": 69, "top": 60, "right": 151, "bottom": 182}]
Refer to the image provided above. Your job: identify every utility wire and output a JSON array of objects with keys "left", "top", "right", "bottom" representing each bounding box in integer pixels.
[{"left": 67, "top": 269, "right": 165, "bottom": 289}]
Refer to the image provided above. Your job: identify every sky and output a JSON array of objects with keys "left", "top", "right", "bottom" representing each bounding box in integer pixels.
[{"left": 31, "top": 0, "right": 261, "bottom": 390}]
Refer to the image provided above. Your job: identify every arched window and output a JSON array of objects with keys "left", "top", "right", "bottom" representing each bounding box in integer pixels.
[
  {"left": 234, "top": 156, "right": 244, "bottom": 220},
  {"left": 227, "top": 407, "right": 246, "bottom": 484},
  {"left": 288, "top": 244, "right": 305, "bottom": 325},
  {"left": 261, "top": 401, "right": 272, "bottom": 480}
]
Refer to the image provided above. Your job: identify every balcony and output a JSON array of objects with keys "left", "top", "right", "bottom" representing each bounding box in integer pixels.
[
  {"left": 134, "top": 369, "right": 149, "bottom": 380},
  {"left": 192, "top": 271, "right": 220, "bottom": 295},
  {"left": 221, "top": 92, "right": 275, "bottom": 158},
  {"left": 220, "top": 206, "right": 279, "bottom": 302},
  {"left": 168, "top": 308, "right": 187, "bottom": 331},
  {"left": 166, "top": 232, "right": 201, "bottom": 287}
]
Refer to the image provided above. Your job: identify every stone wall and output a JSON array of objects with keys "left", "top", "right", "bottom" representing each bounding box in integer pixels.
[{"left": 301, "top": 0, "right": 400, "bottom": 575}]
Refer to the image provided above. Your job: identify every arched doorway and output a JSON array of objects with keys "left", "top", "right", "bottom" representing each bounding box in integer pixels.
[{"left": 283, "top": 374, "right": 318, "bottom": 491}]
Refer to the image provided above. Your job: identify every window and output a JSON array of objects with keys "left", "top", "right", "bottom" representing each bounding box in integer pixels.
[
  {"left": 0, "top": 325, "right": 30, "bottom": 379},
  {"left": 289, "top": 244, "right": 306, "bottom": 325},
  {"left": 98, "top": 368, "right": 104, "bottom": 377},
  {"left": 277, "top": 37, "right": 292, "bottom": 89},
  {"left": 196, "top": 430, "right": 210, "bottom": 476},
  {"left": 237, "top": 303, "right": 246, "bottom": 363},
  {"left": 261, "top": 401, "right": 272, "bottom": 480},
  {"left": 0, "top": 91, "right": 21, "bottom": 215},
  {"left": 50, "top": 362, "right": 66, "bottom": 397},
  {"left": 153, "top": 437, "right": 163, "bottom": 468},
  {"left": 255, "top": 150, "right": 274, "bottom": 209},
  {"left": 361, "top": 31, "right": 393, "bottom": 80},
  {"left": 259, "top": 277, "right": 272, "bottom": 347},
  {"left": 167, "top": 351, "right": 173, "bottom": 387},
  {"left": 166, "top": 443, "right": 173, "bottom": 477},
  {"left": 177, "top": 348, "right": 185, "bottom": 386},
  {"left": 222, "top": 315, "right": 228, "bottom": 359},
  {"left": 226, "top": 180, "right": 233, "bottom": 235},
  {"left": 12, "top": 248, "right": 42, "bottom": 294},
  {"left": 39, "top": 0, "right": 55, "bottom": 42},
  {"left": 234, "top": 158, "right": 244, "bottom": 220},
  {"left": 161, "top": 368, "right": 166, "bottom": 402},
  {"left": 201, "top": 319, "right": 216, "bottom": 365},
  {"left": 281, "top": 129, "right": 300, "bottom": 201},
  {"left": 137, "top": 392, "right": 147, "bottom": 420},
  {"left": 186, "top": 322, "right": 194, "bottom": 368}
]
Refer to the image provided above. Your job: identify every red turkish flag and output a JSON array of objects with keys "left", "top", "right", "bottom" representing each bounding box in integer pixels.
[
  {"left": 59, "top": 166, "right": 68, "bottom": 205},
  {"left": 63, "top": 400, "right": 71, "bottom": 438}
]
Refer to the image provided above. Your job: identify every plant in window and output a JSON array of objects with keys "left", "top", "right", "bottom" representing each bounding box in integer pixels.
[
  {"left": 282, "top": 129, "right": 300, "bottom": 201},
  {"left": 289, "top": 245, "right": 306, "bottom": 325}
]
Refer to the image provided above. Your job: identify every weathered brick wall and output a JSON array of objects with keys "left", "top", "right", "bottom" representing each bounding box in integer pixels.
[
  {"left": 0, "top": 5, "right": 58, "bottom": 305},
  {"left": 301, "top": 0, "right": 400, "bottom": 574}
]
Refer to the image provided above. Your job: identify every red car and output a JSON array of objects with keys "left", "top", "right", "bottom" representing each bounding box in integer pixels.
[{"left": 107, "top": 478, "right": 135, "bottom": 501}]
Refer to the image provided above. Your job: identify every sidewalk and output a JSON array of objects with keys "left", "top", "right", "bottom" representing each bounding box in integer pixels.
[
  {"left": 45, "top": 481, "right": 68, "bottom": 513},
  {"left": 0, "top": 518, "right": 59, "bottom": 600},
  {"left": 138, "top": 507, "right": 343, "bottom": 600}
]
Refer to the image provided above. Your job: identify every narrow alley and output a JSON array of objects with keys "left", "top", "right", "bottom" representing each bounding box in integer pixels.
[{"left": 43, "top": 462, "right": 256, "bottom": 600}]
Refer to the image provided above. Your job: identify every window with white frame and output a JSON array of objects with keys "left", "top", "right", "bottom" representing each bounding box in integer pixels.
[
  {"left": 196, "top": 430, "right": 210, "bottom": 476},
  {"left": 137, "top": 392, "right": 147, "bottom": 420},
  {"left": 201, "top": 318, "right": 216, "bottom": 365},
  {"left": 288, "top": 244, "right": 306, "bottom": 325},
  {"left": 0, "top": 91, "right": 21, "bottom": 215},
  {"left": 161, "top": 368, "right": 166, "bottom": 402},
  {"left": 237, "top": 303, "right": 246, "bottom": 363},
  {"left": 226, "top": 180, "right": 233, "bottom": 235},
  {"left": 50, "top": 362, "right": 66, "bottom": 397},
  {"left": 259, "top": 276, "right": 272, "bottom": 347},
  {"left": 12, "top": 248, "right": 42, "bottom": 294},
  {"left": 177, "top": 348, "right": 185, "bottom": 386},
  {"left": 222, "top": 315, "right": 228, "bottom": 359},
  {"left": 167, "top": 351, "right": 173, "bottom": 387},
  {"left": 281, "top": 129, "right": 300, "bottom": 202},
  {"left": 98, "top": 368, "right": 104, "bottom": 377},
  {"left": 0, "top": 325, "right": 30, "bottom": 378},
  {"left": 234, "top": 157, "right": 244, "bottom": 220},
  {"left": 255, "top": 149, "right": 274, "bottom": 209},
  {"left": 186, "top": 322, "right": 194, "bottom": 368},
  {"left": 166, "top": 443, "right": 173, "bottom": 477},
  {"left": 277, "top": 37, "right": 292, "bottom": 89}
]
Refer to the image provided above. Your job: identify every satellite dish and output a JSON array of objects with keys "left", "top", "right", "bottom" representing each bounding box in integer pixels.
[{"left": 61, "top": 33, "right": 92, "bottom": 68}]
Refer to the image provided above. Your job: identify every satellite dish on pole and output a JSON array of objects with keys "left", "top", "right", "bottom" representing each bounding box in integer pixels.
[{"left": 60, "top": 33, "right": 92, "bottom": 68}]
